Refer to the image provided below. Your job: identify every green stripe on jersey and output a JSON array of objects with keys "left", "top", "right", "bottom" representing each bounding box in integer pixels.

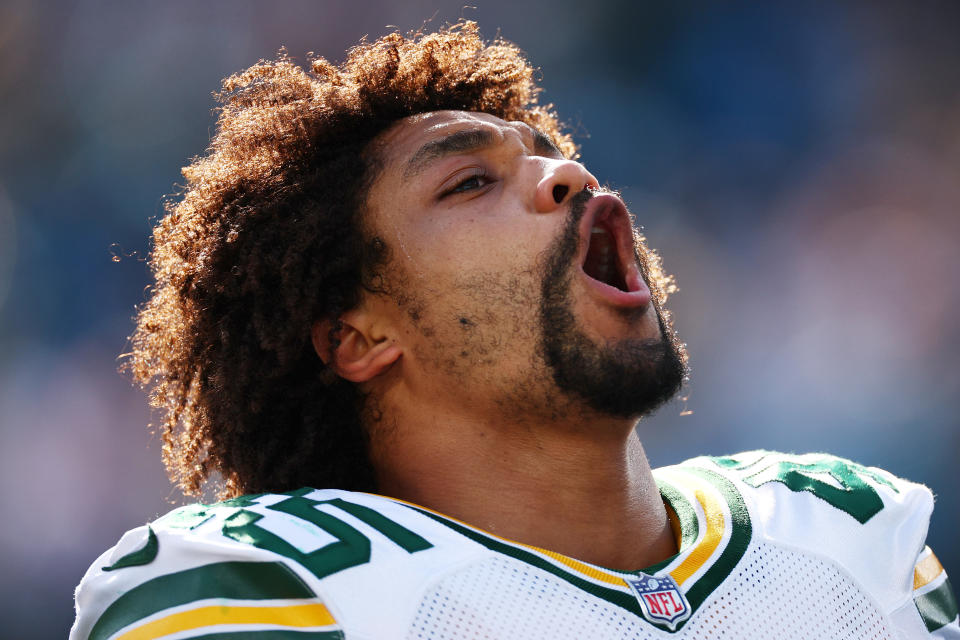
[
  {"left": 188, "top": 631, "right": 343, "bottom": 640},
  {"left": 675, "top": 467, "right": 752, "bottom": 612},
  {"left": 402, "top": 471, "right": 752, "bottom": 633},
  {"left": 916, "top": 578, "right": 960, "bottom": 632},
  {"left": 89, "top": 561, "right": 316, "bottom": 640},
  {"left": 407, "top": 505, "right": 645, "bottom": 617},
  {"left": 642, "top": 479, "right": 699, "bottom": 575}
]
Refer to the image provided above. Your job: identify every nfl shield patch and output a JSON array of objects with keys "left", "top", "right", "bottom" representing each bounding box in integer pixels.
[{"left": 626, "top": 572, "right": 691, "bottom": 631}]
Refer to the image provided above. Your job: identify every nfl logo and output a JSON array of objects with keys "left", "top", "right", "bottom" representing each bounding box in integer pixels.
[{"left": 626, "top": 572, "right": 691, "bottom": 631}]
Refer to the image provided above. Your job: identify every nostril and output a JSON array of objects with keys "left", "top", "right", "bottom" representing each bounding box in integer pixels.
[{"left": 552, "top": 185, "right": 569, "bottom": 204}]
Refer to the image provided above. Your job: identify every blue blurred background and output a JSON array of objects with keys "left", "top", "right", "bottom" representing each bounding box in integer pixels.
[{"left": 1, "top": 1, "right": 957, "bottom": 637}]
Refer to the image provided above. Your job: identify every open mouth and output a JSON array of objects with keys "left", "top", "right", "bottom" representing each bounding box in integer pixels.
[
  {"left": 584, "top": 213, "right": 630, "bottom": 291},
  {"left": 578, "top": 194, "right": 651, "bottom": 308}
]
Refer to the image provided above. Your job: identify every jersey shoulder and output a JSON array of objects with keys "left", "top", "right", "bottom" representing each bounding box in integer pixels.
[
  {"left": 663, "top": 451, "right": 940, "bottom": 616},
  {"left": 72, "top": 488, "right": 481, "bottom": 640},
  {"left": 693, "top": 449, "right": 933, "bottom": 525}
]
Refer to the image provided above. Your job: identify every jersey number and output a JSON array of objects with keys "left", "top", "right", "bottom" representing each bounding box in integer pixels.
[
  {"left": 222, "top": 489, "right": 433, "bottom": 580},
  {"left": 712, "top": 453, "right": 896, "bottom": 524}
]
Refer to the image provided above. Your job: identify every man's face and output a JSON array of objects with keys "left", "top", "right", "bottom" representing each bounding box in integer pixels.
[{"left": 364, "top": 111, "right": 685, "bottom": 423}]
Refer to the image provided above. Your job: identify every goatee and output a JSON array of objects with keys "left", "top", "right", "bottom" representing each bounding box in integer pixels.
[{"left": 538, "top": 190, "right": 687, "bottom": 419}]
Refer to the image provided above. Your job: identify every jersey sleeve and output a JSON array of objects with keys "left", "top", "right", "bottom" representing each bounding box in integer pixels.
[{"left": 70, "top": 522, "right": 344, "bottom": 640}]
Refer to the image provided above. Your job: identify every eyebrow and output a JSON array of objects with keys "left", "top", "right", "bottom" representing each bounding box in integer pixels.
[
  {"left": 404, "top": 128, "right": 494, "bottom": 178},
  {"left": 403, "top": 126, "right": 564, "bottom": 178},
  {"left": 530, "top": 127, "right": 564, "bottom": 158}
]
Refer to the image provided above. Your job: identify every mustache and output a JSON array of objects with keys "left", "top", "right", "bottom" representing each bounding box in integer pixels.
[
  {"left": 557, "top": 188, "right": 596, "bottom": 255},
  {"left": 568, "top": 188, "right": 592, "bottom": 224},
  {"left": 566, "top": 187, "right": 625, "bottom": 234},
  {"left": 556, "top": 187, "right": 618, "bottom": 265},
  {"left": 541, "top": 188, "right": 594, "bottom": 289}
]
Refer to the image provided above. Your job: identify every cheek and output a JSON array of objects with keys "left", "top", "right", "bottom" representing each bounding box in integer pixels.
[
  {"left": 402, "top": 229, "right": 525, "bottom": 286},
  {"left": 404, "top": 264, "right": 546, "bottom": 377},
  {"left": 420, "top": 192, "right": 559, "bottom": 260}
]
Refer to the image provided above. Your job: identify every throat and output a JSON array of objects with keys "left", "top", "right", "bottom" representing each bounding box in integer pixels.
[{"left": 377, "top": 417, "right": 675, "bottom": 571}]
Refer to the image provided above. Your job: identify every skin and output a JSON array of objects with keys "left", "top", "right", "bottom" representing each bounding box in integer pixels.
[{"left": 313, "top": 111, "right": 677, "bottom": 571}]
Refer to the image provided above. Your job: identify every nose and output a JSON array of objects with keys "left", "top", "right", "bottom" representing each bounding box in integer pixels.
[{"left": 534, "top": 159, "right": 600, "bottom": 213}]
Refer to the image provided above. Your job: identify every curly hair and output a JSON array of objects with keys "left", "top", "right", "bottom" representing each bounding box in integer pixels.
[{"left": 127, "top": 22, "right": 577, "bottom": 499}]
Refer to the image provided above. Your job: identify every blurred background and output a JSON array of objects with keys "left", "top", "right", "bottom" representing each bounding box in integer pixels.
[{"left": 1, "top": 0, "right": 957, "bottom": 636}]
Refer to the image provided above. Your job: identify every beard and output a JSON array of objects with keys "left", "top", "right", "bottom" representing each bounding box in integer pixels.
[
  {"left": 537, "top": 190, "right": 688, "bottom": 419},
  {"left": 373, "top": 190, "right": 687, "bottom": 423}
]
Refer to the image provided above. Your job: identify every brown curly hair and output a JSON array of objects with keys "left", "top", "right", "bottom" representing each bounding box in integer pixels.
[{"left": 128, "top": 22, "right": 577, "bottom": 499}]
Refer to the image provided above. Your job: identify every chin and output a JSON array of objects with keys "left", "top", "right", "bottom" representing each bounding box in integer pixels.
[
  {"left": 537, "top": 189, "right": 688, "bottom": 419},
  {"left": 575, "top": 293, "right": 662, "bottom": 343}
]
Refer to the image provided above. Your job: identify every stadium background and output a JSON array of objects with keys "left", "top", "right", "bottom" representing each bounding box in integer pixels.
[{"left": 0, "top": 1, "right": 957, "bottom": 637}]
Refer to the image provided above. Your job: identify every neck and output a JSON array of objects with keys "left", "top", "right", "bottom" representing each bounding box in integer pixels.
[{"left": 369, "top": 397, "right": 677, "bottom": 571}]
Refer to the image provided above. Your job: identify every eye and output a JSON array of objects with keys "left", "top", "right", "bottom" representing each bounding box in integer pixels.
[{"left": 441, "top": 169, "right": 492, "bottom": 198}]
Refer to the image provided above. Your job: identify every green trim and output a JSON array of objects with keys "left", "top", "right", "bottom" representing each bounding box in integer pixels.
[
  {"left": 400, "top": 471, "right": 750, "bottom": 634},
  {"left": 661, "top": 479, "right": 701, "bottom": 550},
  {"left": 406, "top": 505, "right": 645, "bottom": 617},
  {"left": 680, "top": 467, "right": 752, "bottom": 613},
  {"left": 89, "top": 561, "right": 316, "bottom": 640},
  {"left": 916, "top": 578, "right": 960, "bottom": 632},
  {"left": 643, "top": 479, "right": 699, "bottom": 575},
  {"left": 187, "top": 631, "right": 343, "bottom": 640},
  {"left": 102, "top": 527, "right": 158, "bottom": 571}
]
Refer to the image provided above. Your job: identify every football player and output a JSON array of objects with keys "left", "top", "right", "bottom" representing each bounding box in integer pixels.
[{"left": 72, "top": 22, "right": 957, "bottom": 639}]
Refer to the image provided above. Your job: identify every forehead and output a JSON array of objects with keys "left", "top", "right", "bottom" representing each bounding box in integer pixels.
[{"left": 374, "top": 110, "right": 549, "bottom": 171}]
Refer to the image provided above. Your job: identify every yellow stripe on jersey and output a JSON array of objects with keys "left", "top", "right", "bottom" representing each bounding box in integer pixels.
[
  {"left": 115, "top": 603, "right": 337, "bottom": 640},
  {"left": 521, "top": 544, "right": 629, "bottom": 587},
  {"left": 914, "top": 547, "right": 945, "bottom": 590},
  {"left": 669, "top": 487, "right": 725, "bottom": 586},
  {"left": 375, "top": 479, "right": 728, "bottom": 594},
  {"left": 373, "top": 493, "right": 631, "bottom": 587}
]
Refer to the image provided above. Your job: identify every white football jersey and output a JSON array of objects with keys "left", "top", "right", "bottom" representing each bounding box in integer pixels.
[{"left": 72, "top": 451, "right": 959, "bottom": 639}]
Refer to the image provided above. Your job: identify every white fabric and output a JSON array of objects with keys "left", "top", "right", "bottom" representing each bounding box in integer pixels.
[{"left": 72, "top": 452, "right": 956, "bottom": 639}]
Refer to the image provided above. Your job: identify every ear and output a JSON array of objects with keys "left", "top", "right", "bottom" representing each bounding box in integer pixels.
[{"left": 311, "top": 311, "right": 402, "bottom": 384}]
